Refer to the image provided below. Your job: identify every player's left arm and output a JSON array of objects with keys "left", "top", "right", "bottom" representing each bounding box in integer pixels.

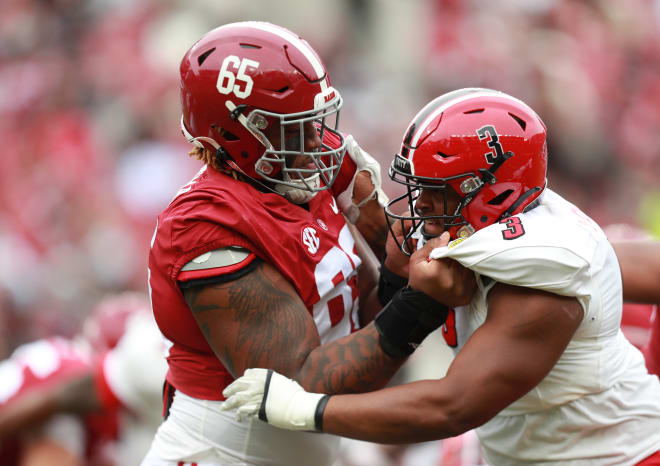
[
  {"left": 351, "top": 171, "right": 388, "bottom": 260},
  {"left": 612, "top": 240, "right": 660, "bottom": 303},
  {"left": 333, "top": 135, "right": 389, "bottom": 259},
  {"left": 348, "top": 222, "right": 382, "bottom": 326}
]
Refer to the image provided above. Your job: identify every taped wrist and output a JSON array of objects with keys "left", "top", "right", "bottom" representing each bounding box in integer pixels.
[
  {"left": 377, "top": 253, "right": 408, "bottom": 306},
  {"left": 374, "top": 286, "right": 449, "bottom": 358}
]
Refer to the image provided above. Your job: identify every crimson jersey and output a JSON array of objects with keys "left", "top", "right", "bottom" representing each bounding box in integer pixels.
[
  {"left": 0, "top": 338, "right": 120, "bottom": 464},
  {"left": 149, "top": 165, "right": 361, "bottom": 400}
]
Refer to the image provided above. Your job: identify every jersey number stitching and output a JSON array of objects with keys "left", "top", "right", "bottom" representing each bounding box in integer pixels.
[{"left": 499, "top": 216, "right": 525, "bottom": 240}]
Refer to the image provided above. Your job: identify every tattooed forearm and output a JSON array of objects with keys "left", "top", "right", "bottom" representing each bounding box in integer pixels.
[
  {"left": 298, "top": 324, "right": 405, "bottom": 394},
  {"left": 185, "top": 261, "right": 403, "bottom": 394}
]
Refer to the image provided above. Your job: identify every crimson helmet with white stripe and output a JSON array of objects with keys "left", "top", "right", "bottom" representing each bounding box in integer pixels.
[
  {"left": 386, "top": 88, "right": 547, "bottom": 254},
  {"left": 180, "top": 22, "right": 346, "bottom": 197}
]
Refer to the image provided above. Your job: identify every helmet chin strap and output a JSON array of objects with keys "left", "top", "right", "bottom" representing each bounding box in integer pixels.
[
  {"left": 274, "top": 173, "right": 320, "bottom": 204},
  {"left": 181, "top": 116, "right": 221, "bottom": 150}
]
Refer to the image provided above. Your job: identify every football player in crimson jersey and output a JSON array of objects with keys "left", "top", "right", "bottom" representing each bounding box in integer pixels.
[
  {"left": 222, "top": 88, "right": 660, "bottom": 465},
  {"left": 0, "top": 293, "right": 167, "bottom": 466},
  {"left": 142, "top": 21, "right": 470, "bottom": 466}
]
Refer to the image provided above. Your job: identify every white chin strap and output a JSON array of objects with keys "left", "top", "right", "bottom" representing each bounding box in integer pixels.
[{"left": 274, "top": 173, "right": 320, "bottom": 204}]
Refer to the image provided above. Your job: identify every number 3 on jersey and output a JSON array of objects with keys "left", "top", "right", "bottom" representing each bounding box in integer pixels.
[{"left": 500, "top": 216, "right": 525, "bottom": 240}]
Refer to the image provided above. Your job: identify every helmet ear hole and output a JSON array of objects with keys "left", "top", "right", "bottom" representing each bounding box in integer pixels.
[
  {"left": 508, "top": 112, "right": 527, "bottom": 130},
  {"left": 211, "top": 125, "right": 239, "bottom": 141},
  {"left": 487, "top": 189, "right": 514, "bottom": 205},
  {"left": 197, "top": 48, "right": 216, "bottom": 66}
]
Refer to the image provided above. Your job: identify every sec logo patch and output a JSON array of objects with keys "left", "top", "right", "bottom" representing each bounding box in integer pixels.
[{"left": 301, "top": 225, "right": 320, "bottom": 255}]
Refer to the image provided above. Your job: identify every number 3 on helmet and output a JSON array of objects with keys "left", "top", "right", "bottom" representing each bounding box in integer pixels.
[
  {"left": 179, "top": 21, "right": 346, "bottom": 197},
  {"left": 386, "top": 88, "right": 548, "bottom": 255}
]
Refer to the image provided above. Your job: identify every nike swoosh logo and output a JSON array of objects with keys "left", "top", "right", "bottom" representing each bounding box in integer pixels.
[{"left": 329, "top": 197, "right": 339, "bottom": 214}]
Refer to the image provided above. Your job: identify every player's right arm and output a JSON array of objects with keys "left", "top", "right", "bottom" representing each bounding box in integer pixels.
[
  {"left": 183, "top": 260, "right": 405, "bottom": 394},
  {"left": 332, "top": 135, "right": 389, "bottom": 259}
]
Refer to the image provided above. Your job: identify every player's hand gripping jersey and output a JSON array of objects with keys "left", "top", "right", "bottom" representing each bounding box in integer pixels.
[{"left": 429, "top": 189, "right": 660, "bottom": 464}]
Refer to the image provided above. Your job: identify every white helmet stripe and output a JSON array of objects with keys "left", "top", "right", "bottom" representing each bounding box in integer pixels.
[
  {"left": 406, "top": 91, "right": 534, "bottom": 162},
  {"left": 225, "top": 22, "right": 327, "bottom": 91}
]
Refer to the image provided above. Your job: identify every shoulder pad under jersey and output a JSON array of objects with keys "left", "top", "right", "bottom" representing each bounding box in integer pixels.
[{"left": 178, "top": 246, "right": 256, "bottom": 283}]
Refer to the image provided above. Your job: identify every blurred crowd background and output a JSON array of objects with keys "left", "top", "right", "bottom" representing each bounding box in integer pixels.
[{"left": 1, "top": 0, "right": 660, "bottom": 358}]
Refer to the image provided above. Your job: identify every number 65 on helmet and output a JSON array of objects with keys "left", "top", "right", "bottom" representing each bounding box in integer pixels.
[{"left": 179, "top": 21, "right": 346, "bottom": 194}]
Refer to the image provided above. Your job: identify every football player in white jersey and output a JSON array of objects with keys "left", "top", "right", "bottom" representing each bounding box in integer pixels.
[{"left": 222, "top": 88, "right": 660, "bottom": 465}]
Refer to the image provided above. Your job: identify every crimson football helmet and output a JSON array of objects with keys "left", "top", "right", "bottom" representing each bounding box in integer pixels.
[
  {"left": 386, "top": 88, "right": 548, "bottom": 254},
  {"left": 82, "top": 292, "right": 150, "bottom": 353},
  {"left": 180, "top": 21, "right": 346, "bottom": 201}
]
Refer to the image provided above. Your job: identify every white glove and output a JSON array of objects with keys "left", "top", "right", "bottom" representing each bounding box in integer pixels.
[
  {"left": 221, "top": 368, "right": 329, "bottom": 431},
  {"left": 336, "top": 135, "right": 389, "bottom": 224}
]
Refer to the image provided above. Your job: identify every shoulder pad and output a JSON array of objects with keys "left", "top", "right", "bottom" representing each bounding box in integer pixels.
[{"left": 182, "top": 246, "right": 252, "bottom": 272}]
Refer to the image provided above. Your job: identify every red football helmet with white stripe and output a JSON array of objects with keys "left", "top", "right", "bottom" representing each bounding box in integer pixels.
[
  {"left": 180, "top": 22, "right": 346, "bottom": 197},
  {"left": 386, "top": 88, "right": 548, "bottom": 254}
]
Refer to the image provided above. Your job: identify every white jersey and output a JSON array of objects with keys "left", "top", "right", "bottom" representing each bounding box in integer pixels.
[{"left": 429, "top": 189, "right": 660, "bottom": 465}]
